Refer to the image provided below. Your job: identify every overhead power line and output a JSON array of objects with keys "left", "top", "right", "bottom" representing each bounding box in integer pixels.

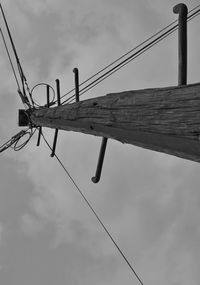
[
  {"left": 69, "top": 8, "right": 200, "bottom": 102},
  {"left": 58, "top": 18, "right": 179, "bottom": 104},
  {"left": 0, "top": 27, "right": 21, "bottom": 91},
  {"left": 0, "top": 3, "right": 33, "bottom": 108},
  {"left": 58, "top": 4, "right": 200, "bottom": 105}
]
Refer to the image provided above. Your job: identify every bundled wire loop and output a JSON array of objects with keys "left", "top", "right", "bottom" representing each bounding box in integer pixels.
[{"left": 0, "top": 128, "right": 36, "bottom": 153}]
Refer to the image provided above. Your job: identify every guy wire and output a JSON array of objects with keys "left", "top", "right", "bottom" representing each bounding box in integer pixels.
[{"left": 41, "top": 131, "right": 144, "bottom": 285}]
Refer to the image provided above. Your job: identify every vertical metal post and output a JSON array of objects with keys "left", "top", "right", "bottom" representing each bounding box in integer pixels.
[
  {"left": 55, "top": 79, "right": 61, "bottom": 106},
  {"left": 50, "top": 129, "right": 59, "bottom": 157},
  {"left": 51, "top": 79, "right": 61, "bottom": 157},
  {"left": 73, "top": 68, "right": 80, "bottom": 102},
  {"left": 37, "top": 85, "right": 50, "bottom": 147},
  {"left": 36, "top": 127, "right": 42, "bottom": 147},
  {"left": 47, "top": 84, "right": 50, "bottom": 108},
  {"left": 173, "top": 3, "right": 188, "bottom": 85}
]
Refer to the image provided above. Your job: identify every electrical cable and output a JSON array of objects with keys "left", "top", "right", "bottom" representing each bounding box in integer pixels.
[
  {"left": 61, "top": 22, "right": 179, "bottom": 105},
  {"left": 0, "top": 130, "right": 26, "bottom": 153},
  {"left": 58, "top": 18, "right": 179, "bottom": 103},
  {"left": 0, "top": 3, "right": 33, "bottom": 108},
  {"left": 68, "top": 8, "right": 200, "bottom": 102},
  {"left": 0, "top": 127, "right": 36, "bottom": 153},
  {"left": 82, "top": 2, "right": 199, "bottom": 85},
  {"left": 59, "top": 5, "right": 200, "bottom": 105},
  {"left": 0, "top": 27, "right": 21, "bottom": 91},
  {"left": 189, "top": 3, "right": 200, "bottom": 14},
  {"left": 0, "top": 25, "right": 30, "bottom": 108},
  {"left": 187, "top": 8, "right": 200, "bottom": 22},
  {"left": 66, "top": 24, "right": 179, "bottom": 104},
  {"left": 0, "top": 3, "right": 21, "bottom": 72},
  {"left": 12, "top": 128, "right": 36, "bottom": 151},
  {"left": 41, "top": 131, "right": 144, "bottom": 285}
]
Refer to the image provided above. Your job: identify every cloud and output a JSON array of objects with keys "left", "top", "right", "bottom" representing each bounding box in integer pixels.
[
  {"left": 1, "top": 0, "right": 200, "bottom": 284},
  {"left": 0, "top": 223, "right": 4, "bottom": 245},
  {"left": 21, "top": 213, "right": 43, "bottom": 237}
]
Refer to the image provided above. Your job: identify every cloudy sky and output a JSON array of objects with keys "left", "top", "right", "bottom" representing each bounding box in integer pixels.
[{"left": 0, "top": 0, "right": 200, "bottom": 284}]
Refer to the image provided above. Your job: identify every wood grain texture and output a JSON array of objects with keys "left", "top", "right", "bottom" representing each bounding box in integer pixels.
[{"left": 30, "top": 83, "right": 200, "bottom": 162}]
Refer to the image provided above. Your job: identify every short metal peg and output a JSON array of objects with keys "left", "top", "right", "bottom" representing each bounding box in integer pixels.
[
  {"left": 92, "top": 137, "right": 108, "bottom": 183},
  {"left": 51, "top": 79, "right": 61, "bottom": 157},
  {"left": 73, "top": 67, "right": 80, "bottom": 102},
  {"left": 51, "top": 129, "right": 59, "bottom": 157},
  {"left": 56, "top": 79, "right": 61, "bottom": 106},
  {"left": 37, "top": 85, "right": 50, "bottom": 147},
  {"left": 46, "top": 84, "right": 50, "bottom": 108},
  {"left": 36, "top": 127, "right": 42, "bottom": 147}
]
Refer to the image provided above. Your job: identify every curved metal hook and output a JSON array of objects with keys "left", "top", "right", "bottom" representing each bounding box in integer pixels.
[{"left": 173, "top": 3, "right": 188, "bottom": 17}]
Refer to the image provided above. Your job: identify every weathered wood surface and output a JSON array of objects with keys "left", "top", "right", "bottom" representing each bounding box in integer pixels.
[{"left": 30, "top": 83, "right": 200, "bottom": 162}]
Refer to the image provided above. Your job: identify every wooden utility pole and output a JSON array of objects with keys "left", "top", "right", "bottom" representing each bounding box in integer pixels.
[
  {"left": 19, "top": 3, "right": 200, "bottom": 165},
  {"left": 29, "top": 82, "right": 200, "bottom": 163}
]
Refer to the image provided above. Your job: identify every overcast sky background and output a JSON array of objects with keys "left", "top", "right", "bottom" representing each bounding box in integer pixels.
[{"left": 0, "top": 0, "right": 200, "bottom": 284}]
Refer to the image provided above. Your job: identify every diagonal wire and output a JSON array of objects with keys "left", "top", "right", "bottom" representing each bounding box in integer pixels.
[
  {"left": 0, "top": 3, "right": 32, "bottom": 107},
  {"left": 68, "top": 8, "right": 200, "bottom": 102},
  {"left": 58, "top": 18, "right": 179, "bottom": 103},
  {"left": 41, "top": 131, "right": 144, "bottom": 285},
  {"left": 59, "top": 5, "right": 200, "bottom": 105},
  {"left": 62, "top": 22, "right": 179, "bottom": 105},
  {"left": 0, "top": 25, "right": 30, "bottom": 107},
  {"left": 66, "top": 24, "right": 180, "bottom": 104},
  {"left": 0, "top": 27, "right": 21, "bottom": 91}
]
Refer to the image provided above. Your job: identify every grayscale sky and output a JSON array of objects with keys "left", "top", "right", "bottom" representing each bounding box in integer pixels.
[{"left": 0, "top": 0, "right": 200, "bottom": 284}]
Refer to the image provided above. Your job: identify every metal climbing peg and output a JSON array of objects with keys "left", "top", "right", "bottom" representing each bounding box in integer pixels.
[
  {"left": 73, "top": 67, "right": 80, "bottom": 102},
  {"left": 92, "top": 137, "right": 108, "bottom": 183},
  {"left": 51, "top": 79, "right": 61, "bottom": 157},
  {"left": 37, "top": 85, "right": 50, "bottom": 147},
  {"left": 173, "top": 3, "right": 188, "bottom": 85}
]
